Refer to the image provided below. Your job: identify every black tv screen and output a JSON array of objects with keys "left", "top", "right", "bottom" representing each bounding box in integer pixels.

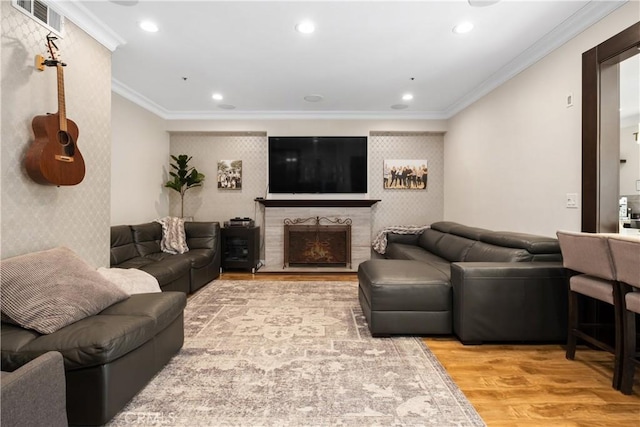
[{"left": 268, "top": 136, "right": 368, "bottom": 194}]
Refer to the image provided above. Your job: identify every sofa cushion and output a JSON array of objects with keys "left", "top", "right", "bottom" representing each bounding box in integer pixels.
[
  {"left": 113, "top": 256, "right": 155, "bottom": 270},
  {"left": 131, "top": 223, "right": 163, "bottom": 257},
  {"left": 481, "top": 231, "right": 560, "bottom": 255},
  {"left": 385, "top": 244, "right": 452, "bottom": 278},
  {"left": 99, "top": 292, "right": 186, "bottom": 337},
  {"left": 175, "top": 249, "right": 216, "bottom": 269},
  {"left": 358, "top": 260, "right": 450, "bottom": 311},
  {"left": 14, "top": 314, "right": 155, "bottom": 370},
  {"left": 448, "top": 224, "right": 488, "bottom": 241},
  {"left": 110, "top": 225, "right": 138, "bottom": 266},
  {"left": 429, "top": 221, "right": 463, "bottom": 233},
  {"left": 137, "top": 257, "right": 191, "bottom": 286},
  {"left": 464, "top": 241, "right": 533, "bottom": 262},
  {"left": 430, "top": 233, "right": 476, "bottom": 262},
  {"left": 1, "top": 247, "right": 129, "bottom": 334},
  {"left": 417, "top": 228, "right": 445, "bottom": 252},
  {"left": 0, "top": 293, "right": 186, "bottom": 371}
]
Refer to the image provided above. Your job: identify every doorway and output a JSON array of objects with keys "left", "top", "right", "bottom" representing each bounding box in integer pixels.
[{"left": 582, "top": 22, "right": 640, "bottom": 232}]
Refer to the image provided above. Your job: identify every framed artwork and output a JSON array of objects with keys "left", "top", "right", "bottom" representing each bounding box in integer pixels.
[
  {"left": 217, "top": 160, "right": 242, "bottom": 190},
  {"left": 383, "top": 159, "right": 428, "bottom": 190}
]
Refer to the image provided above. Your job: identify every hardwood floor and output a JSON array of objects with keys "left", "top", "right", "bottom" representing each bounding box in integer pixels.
[
  {"left": 220, "top": 271, "right": 359, "bottom": 282},
  {"left": 220, "top": 272, "right": 640, "bottom": 425},
  {"left": 425, "top": 338, "right": 640, "bottom": 426}
]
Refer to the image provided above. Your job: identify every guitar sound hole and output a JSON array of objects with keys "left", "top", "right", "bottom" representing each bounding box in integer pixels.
[{"left": 57, "top": 130, "right": 75, "bottom": 156}]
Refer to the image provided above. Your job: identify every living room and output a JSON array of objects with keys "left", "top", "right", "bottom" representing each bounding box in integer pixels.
[
  {"left": 2, "top": 1, "right": 638, "bottom": 263},
  {"left": 1, "top": 0, "right": 639, "bottom": 425}
]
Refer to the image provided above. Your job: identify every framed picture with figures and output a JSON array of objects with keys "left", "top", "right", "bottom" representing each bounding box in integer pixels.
[
  {"left": 383, "top": 160, "right": 428, "bottom": 190},
  {"left": 217, "top": 160, "right": 242, "bottom": 190}
]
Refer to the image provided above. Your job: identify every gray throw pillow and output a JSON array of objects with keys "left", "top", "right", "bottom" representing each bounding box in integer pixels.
[{"left": 0, "top": 247, "right": 129, "bottom": 334}]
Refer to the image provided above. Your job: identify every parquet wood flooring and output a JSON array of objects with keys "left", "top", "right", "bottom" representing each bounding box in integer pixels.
[{"left": 220, "top": 272, "right": 640, "bottom": 425}]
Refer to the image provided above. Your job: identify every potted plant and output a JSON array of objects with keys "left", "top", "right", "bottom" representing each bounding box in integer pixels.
[{"left": 164, "top": 154, "right": 205, "bottom": 218}]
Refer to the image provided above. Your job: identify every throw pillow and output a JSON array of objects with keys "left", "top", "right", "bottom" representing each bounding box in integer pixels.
[
  {"left": 97, "top": 267, "right": 161, "bottom": 295},
  {"left": 155, "top": 216, "right": 189, "bottom": 254},
  {"left": 0, "top": 247, "right": 129, "bottom": 334}
]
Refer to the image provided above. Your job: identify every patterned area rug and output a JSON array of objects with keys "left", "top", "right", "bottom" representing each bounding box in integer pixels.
[{"left": 108, "top": 280, "right": 485, "bottom": 426}]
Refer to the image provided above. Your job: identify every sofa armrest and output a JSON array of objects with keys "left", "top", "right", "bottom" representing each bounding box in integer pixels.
[
  {"left": 451, "top": 262, "right": 568, "bottom": 344},
  {"left": 1, "top": 351, "right": 68, "bottom": 427},
  {"left": 387, "top": 232, "right": 420, "bottom": 246}
]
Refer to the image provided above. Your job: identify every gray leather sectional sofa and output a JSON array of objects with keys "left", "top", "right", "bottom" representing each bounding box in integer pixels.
[
  {"left": 110, "top": 221, "right": 221, "bottom": 293},
  {"left": 358, "top": 221, "right": 568, "bottom": 344},
  {"left": 1, "top": 221, "right": 219, "bottom": 425},
  {"left": 1, "top": 292, "right": 186, "bottom": 425}
]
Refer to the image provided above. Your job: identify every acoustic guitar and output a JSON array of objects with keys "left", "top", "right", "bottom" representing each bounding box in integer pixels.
[{"left": 25, "top": 34, "right": 85, "bottom": 186}]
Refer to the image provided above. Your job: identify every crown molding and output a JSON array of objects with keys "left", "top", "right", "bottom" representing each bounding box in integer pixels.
[
  {"left": 50, "top": 0, "right": 126, "bottom": 51},
  {"left": 443, "top": 0, "right": 627, "bottom": 118},
  {"left": 111, "top": 79, "right": 172, "bottom": 118},
  {"left": 159, "top": 110, "right": 449, "bottom": 121},
  {"left": 104, "top": 0, "right": 625, "bottom": 121},
  {"left": 112, "top": 79, "right": 448, "bottom": 121}
]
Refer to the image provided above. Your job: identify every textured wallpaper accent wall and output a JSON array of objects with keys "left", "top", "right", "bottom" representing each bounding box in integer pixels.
[
  {"left": 169, "top": 133, "right": 268, "bottom": 224},
  {"left": 368, "top": 132, "right": 445, "bottom": 235},
  {"left": 169, "top": 131, "right": 444, "bottom": 242},
  {"left": 1, "top": 4, "right": 111, "bottom": 267}
]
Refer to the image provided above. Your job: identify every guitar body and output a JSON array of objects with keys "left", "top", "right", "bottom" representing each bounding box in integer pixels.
[
  {"left": 26, "top": 113, "right": 85, "bottom": 186},
  {"left": 26, "top": 36, "right": 85, "bottom": 186}
]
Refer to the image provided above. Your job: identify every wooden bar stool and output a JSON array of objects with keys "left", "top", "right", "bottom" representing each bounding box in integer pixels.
[
  {"left": 608, "top": 235, "right": 640, "bottom": 395},
  {"left": 556, "top": 231, "right": 622, "bottom": 389}
]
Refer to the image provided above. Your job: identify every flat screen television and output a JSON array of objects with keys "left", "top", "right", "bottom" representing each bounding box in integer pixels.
[{"left": 268, "top": 136, "right": 368, "bottom": 194}]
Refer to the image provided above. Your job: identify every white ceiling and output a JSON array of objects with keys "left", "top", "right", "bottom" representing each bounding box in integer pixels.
[{"left": 65, "top": 0, "right": 629, "bottom": 120}]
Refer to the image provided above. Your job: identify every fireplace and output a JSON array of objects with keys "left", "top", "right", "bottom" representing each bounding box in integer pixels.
[{"left": 284, "top": 217, "right": 352, "bottom": 268}]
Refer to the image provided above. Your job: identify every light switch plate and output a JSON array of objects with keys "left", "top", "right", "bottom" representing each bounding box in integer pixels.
[{"left": 566, "top": 93, "right": 574, "bottom": 108}]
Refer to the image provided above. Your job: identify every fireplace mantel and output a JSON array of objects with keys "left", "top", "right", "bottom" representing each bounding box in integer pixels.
[
  {"left": 261, "top": 200, "right": 376, "bottom": 272},
  {"left": 256, "top": 199, "right": 380, "bottom": 208}
]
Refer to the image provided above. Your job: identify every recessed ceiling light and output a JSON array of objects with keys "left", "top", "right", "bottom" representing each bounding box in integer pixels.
[
  {"left": 109, "top": 0, "right": 139, "bottom": 5},
  {"left": 402, "top": 93, "right": 414, "bottom": 101},
  {"left": 304, "top": 94, "right": 323, "bottom": 102},
  {"left": 212, "top": 93, "right": 223, "bottom": 101},
  {"left": 453, "top": 22, "right": 474, "bottom": 34},
  {"left": 391, "top": 104, "right": 409, "bottom": 110},
  {"left": 295, "top": 21, "right": 315, "bottom": 34},
  {"left": 468, "top": 0, "right": 500, "bottom": 7},
  {"left": 219, "top": 104, "right": 236, "bottom": 110},
  {"left": 139, "top": 20, "right": 158, "bottom": 33}
]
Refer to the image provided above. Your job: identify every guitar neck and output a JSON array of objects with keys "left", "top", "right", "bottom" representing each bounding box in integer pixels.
[{"left": 56, "top": 63, "right": 67, "bottom": 132}]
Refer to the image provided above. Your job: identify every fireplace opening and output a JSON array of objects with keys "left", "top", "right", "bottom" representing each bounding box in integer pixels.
[{"left": 284, "top": 217, "right": 352, "bottom": 268}]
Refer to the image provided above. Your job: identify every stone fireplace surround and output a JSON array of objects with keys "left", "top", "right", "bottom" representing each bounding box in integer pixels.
[{"left": 257, "top": 199, "right": 379, "bottom": 272}]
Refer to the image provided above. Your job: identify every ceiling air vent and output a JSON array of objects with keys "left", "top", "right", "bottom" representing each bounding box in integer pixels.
[{"left": 12, "top": 0, "right": 64, "bottom": 36}]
